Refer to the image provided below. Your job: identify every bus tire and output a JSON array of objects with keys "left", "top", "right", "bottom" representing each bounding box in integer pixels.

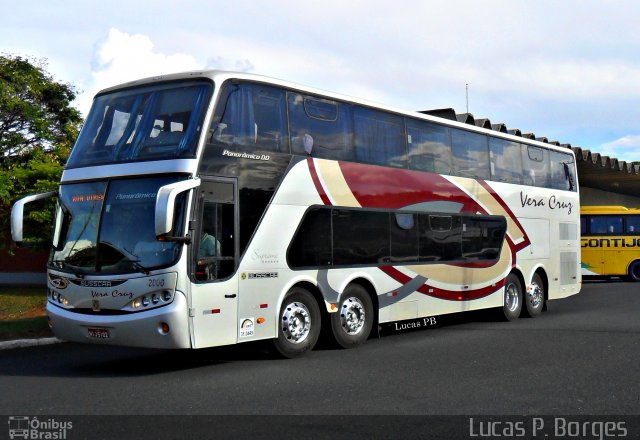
[
  {"left": 502, "top": 273, "right": 523, "bottom": 321},
  {"left": 628, "top": 261, "right": 640, "bottom": 281},
  {"left": 272, "top": 287, "right": 321, "bottom": 358},
  {"left": 523, "top": 273, "right": 545, "bottom": 318},
  {"left": 330, "top": 284, "right": 374, "bottom": 348}
]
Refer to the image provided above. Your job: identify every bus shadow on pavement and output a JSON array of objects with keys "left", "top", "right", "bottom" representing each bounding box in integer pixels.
[
  {"left": 377, "top": 308, "right": 500, "bottom": 338},
  {"left": 0, "top": 340, "right": 278, "bottom": 378},
  {"left": 0, "top": 307, "right": 545, "bottom": 378}
]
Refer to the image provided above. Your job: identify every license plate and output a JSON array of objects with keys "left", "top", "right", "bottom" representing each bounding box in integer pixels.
[{"left": 88, "top": 328, "right": 110, "bottom": 339}]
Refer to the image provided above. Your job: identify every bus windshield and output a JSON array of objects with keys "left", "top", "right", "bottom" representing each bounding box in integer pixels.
[
  {"left": 50, "top": 176, "right": 187, "bottom": 275},
  {"left": 66, "top": 81, "right": 212, "bottom": 168}
]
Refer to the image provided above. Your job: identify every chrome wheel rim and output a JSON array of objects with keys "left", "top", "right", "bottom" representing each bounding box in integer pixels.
[
  {"left": 505, "top": 282, "right": 520, "bottom": 312},
  {"left": 281, "top": 301, "right": 311, "bottom": 344},
  {"left": 340, "top": 297, "right": 366, "bottom": 335},
  {"left": 529, "top": 282, "right": 544, "bottom": 309}
]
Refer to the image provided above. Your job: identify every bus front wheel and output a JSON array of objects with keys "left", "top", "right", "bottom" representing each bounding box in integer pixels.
[
  {"left": 330, "top": 284, "right": 374, "bottom": 348},
  {"left": 502, "top": 273, "right": 523, "bottom": 321},
  {"left": 628, "top": 261, "right": 640, "bottom": 281},
  {"left": 273, "top": 287, "right": 321, "bottom": 358}
]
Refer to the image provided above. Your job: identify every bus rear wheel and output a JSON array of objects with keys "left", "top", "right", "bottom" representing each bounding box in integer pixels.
[
  {"left": 502, "top": 273, "right": 523, "bottom": 321},
  {"left": 273, "top": 287, "right": 321, "bottom": 358},
  {"left": 628, "top": 261, "right": 640, "bottom": 281},
  {"left": 330, "top": 284, "right": 374, "bottom": 348},
  {"left": 523, "top": 273, "right": 545, "bottom": 317}
]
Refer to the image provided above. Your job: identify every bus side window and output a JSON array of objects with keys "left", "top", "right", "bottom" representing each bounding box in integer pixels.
[
  {"left": 353, "top": 106, "right": 406, "bottom": 168},
  {"left": 209, "top": 83, "right": 288, "bottom": 152},
  {"left": 418, "top": 214, "right": 462, "bottom": 262},
  {"left": 627, "top": 216, "right": 640, "bottom": 234},
  {"left": 549, "top": 151, "right": 576, "bottom": 191},
  {"left": 390, "top": 213, "right": 419, "bottom": 263},
  {"left": 521, "top": 145, "right": 549, "bottom": 187},
  {"left": 489, "top": 138, "right": 523, "bottom": 184},
  {"left": 580, "top": 216, "right": 588, "bottom": 235},
  {"left": 461, "top": 217, "right": 506, "bottom": 261},
  {"left": 287, "top": 207, "right": 332, "bottom": 268},
  {"left": 450, "top": 128, "right": 490, "bottom": 180},
  {"left": 332, "top": 209, "right": 390, "bottom": 265},
  {"left": 288, "top": 93, "right": 353, "bottom": 160},
  {"left": 406, "top": 119, "right": 452, "bottom": 174},
  {"left": 590, "top": 216, "right": 623, "bottom": 235}
]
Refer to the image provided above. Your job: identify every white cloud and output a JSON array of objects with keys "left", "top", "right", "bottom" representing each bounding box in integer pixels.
[
  {"left": 205, "top": 56, "right": 254, "bottom": 73},
  {"left": 92, "top": 28, "right": 201, "bottom": 85},
  {"left": 47, "top": 4, "right": 640, "bottom": 157},
  {"left": 76, "top": 28, "right": 203, "bottom": 114},
  {"left": 599, "top": 135, "right": 640, "bottom": 162},
  {"left": 75, "top": 28, "right": 264, "bottom": 115}
]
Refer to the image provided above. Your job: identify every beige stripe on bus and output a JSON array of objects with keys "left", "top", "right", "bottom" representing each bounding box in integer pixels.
[{"left": 315, "top": 159, "right": 361, "bottom": 208}]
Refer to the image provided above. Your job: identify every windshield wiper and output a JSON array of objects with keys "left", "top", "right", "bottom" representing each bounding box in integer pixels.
[
  {"left": 49, "top": 260, "right": 89, "bottom": 278},
  {"left": 101, "top": 241, "right": 152, "bottom": 275},
  {"left": 131, "top": 260, "right": 151, "bottom": 275}
]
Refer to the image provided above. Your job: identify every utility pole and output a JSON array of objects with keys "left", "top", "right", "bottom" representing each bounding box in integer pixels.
[{"left": 466, "top": 83, "right": 469, "bottom": 113}]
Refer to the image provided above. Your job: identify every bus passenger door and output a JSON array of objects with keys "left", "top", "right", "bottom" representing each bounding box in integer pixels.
[{"left": 189, "top": 179, "right": 239, "bottom": 348}]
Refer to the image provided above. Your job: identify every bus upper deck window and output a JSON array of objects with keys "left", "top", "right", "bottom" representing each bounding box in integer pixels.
[{"left": 211, "top": 83, "right": 288, "bottom": 152}]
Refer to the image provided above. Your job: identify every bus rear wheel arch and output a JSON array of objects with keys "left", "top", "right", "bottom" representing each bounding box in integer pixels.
[
  {"left": 272, "top": 286, "right": 321, "bottom": 358},
  {"left": 330, "top": 282, "right": 375, "bottom": 349}
]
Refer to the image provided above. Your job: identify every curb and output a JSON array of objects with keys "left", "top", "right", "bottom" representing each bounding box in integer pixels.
[{"left": 0, "top": 337, "right": 63, "bottom": 350}]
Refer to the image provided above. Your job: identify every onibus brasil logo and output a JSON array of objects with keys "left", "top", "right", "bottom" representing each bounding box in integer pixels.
[{"left": 7, "top": 416, "right": 73, "bottom": 439}]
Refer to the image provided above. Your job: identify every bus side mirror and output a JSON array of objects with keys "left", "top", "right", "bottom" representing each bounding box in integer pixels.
[
  {"left": 155, "top": 178, "right": 201, "bottom": 240},
  {"left": 11, "top": 191, "right": 57, "bottom": 244}
]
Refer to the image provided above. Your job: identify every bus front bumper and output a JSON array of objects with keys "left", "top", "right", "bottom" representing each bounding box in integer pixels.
[{"left": 47, "top": 292, "right": 192, "bottom": 349}]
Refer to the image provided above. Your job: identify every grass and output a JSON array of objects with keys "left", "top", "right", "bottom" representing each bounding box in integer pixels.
[{"left": 0, "top": 286, "right": 52, "bottom": 341}]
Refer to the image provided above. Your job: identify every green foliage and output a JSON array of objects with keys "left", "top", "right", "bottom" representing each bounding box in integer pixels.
[
  {"left": 0, "top": 286, "right": 46, "bottom": 320},
  {"left": 0, "top": 54, "right": 83, "bottom": 249}
]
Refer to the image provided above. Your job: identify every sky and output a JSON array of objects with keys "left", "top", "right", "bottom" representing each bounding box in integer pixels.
[{"left": 3, "top": 0, "right": 640, "bottom": 162}]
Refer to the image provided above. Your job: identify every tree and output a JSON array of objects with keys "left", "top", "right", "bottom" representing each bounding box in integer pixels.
[{"left": 0, "top": 54, "right": 83, "bottom": 248}]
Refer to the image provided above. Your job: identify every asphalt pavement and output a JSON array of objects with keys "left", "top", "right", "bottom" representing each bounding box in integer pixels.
[{"left": 1, "top": 280, "right": 638, "bottom": 439}]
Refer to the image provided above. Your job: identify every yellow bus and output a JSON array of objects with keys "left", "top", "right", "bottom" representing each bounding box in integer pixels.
[{"left": 581, "top": 206, "right": 640, "bottom": 280}]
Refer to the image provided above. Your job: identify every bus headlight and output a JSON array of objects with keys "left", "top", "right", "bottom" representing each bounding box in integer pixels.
[
  {"left": 124, "top": 290, "right": 174, "bottom": 312},
  {"left": 48, "top": 288, "right": 72, "bottom": 309}
]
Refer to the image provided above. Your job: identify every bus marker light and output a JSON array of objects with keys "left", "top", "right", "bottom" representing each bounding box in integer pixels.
[
  {"left": 212, "top": 309, "right": 221, "bottom": 314},
  {"left": 260, "top": 303, "right": 268, "bottom": 309},
  {"left": 330, "top": 303, "right": 337, "bottom": 311},
  {"left": 257, "top": 317, "right": 265, "bottom": 324},
  {"left": 160, "top": 322, "right": 170, "bottom": 334}
]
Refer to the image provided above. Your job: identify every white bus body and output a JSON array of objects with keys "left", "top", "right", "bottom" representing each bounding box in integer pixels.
[{"left": 12, "top": 70, "right": 580, "bottom": 357}]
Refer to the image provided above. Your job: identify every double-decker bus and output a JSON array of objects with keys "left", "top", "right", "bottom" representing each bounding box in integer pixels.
[
  {"left": 11, "top": 70, "right": 581, "bottom": 357},
  {"left": 581, "top": 205, "right": 640, "bottom": 281}
]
